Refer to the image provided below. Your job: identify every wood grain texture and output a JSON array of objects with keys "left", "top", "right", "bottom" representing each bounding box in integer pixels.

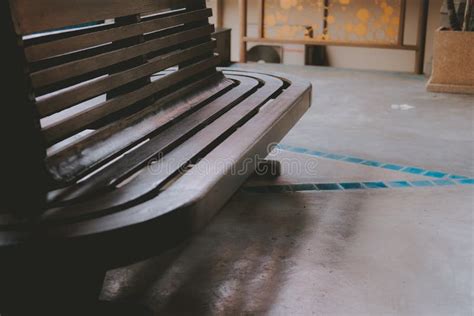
[
  {"left": 2, "top": 0, "right": 312, "bottom": 291},
  {"left": 25, "top": 9, "right": 212, "bottom": 62},
  {"left": 36, "top": 70, "right": 311, "bottom": 246},
  {"left": 43, "top": 55, "right": 219, "bottom": 145},
  {"left": 46, "top": 71, "right": 303, "bottom": 219},
  {"left": 37, "top": 40, "right": 215, "bottom": 117},
  {"left": 46, "top": 73, "right": 232, "bottom": 184},
  {"left": 62, "top": 78, "right": 253, "bottom": 200},
  {"left": 1, "top": 2, "right": 313, "bottom": 312},
  {"left": 9, "top": 0, "right": 186, "bottom": 34},
  {"left": 44, "top": 76, "right": 261, "bottom": 217},
  {"left": 1, "top": 71, "right": 311, "bottom": 277},
  {"left": 31, "top": 24, "right": 215, "bottom": 89}
]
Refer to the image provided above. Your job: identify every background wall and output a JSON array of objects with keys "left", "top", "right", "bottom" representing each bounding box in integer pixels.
[{"left": 215, "top": 0, "right": 444, "bottom": 74}]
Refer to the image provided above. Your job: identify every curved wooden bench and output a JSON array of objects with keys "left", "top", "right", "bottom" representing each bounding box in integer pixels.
[{"left": 0, "top": 0, "right": 311, "bottom": 314}]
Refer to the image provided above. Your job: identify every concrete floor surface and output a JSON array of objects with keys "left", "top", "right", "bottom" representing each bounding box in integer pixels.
[{"left": 102, "top": 65, "right": 473, "bottom": 316}]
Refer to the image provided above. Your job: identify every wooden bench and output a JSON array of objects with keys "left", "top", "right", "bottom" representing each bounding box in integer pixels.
[{"left": 0, "top": 0, "right": 311, "bottom": 314}]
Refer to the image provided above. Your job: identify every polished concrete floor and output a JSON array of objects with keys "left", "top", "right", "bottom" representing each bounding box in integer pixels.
[{"left": 102, "top": 65, "right": 474, "bottom": 315}]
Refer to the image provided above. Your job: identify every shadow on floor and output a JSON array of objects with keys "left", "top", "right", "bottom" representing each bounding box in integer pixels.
[{"left": 101, "top": 188, "right": 365, "bottom": 315}]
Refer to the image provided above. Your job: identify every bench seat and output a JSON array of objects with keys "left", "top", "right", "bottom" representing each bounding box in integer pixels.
[
  {"left": 0, "top": 69, "right": 310, "bottom": 265},
  {"left": 0, "top": 0, "right": 311, "bottom": 314}
]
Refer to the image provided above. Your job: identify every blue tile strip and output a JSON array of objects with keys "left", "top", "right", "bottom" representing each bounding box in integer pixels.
[
  {"left": 240, "top": 145, "right": 474, "bottom": 194},
  {"left": 361, "top": 161, "right": 382, "bottom": 167},
  {"left": 423, "top": 171, "right": 447, "bottom": 178},
  {"left": 343, "top": 157, "right": 365, "bottom": 163},
  {"left": 382, "top": 164, "right": 404, "bottom": 171},
  {"left": 432, "top": 179, "right": 456, "bottom": 186},
  {"left": 290, "top": 183, "right": 318, "bottom": 191},
  {"left": 458, "top": 179, "right": 474, "bottom": 185},
  {"left": 363, "top": 182, "right": 388, "bottom": 189},
  {"left": 276, "top": 144, "right": 472, "bottom": 181},
  {"left": 402, "top": 167, "right": 426, "bottom": 175},
  {"left": 340, "top": 182, "right": 364, "bottom": 190},
  {"left": 325, "top": 153, "right": 346, "bottom": 160},
  {"left": 242, "top": 178, "right": 470, "bottom": 194},
  {"left": 388, "top": 181, "right": 412, "bottom": 188},
  {"left": 449, "top": 175, "right": 469, "bottom": 180},
  {"left": 411, "top": 180, "right": 434, "bottom": 187},
  {"left": 316, "top": 183, "right": 342, "bottom": 191}
]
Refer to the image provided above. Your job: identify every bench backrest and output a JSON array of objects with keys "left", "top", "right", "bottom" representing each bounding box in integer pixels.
[{"left": 1, "top": 0, "right": 217, "bottom": 215}]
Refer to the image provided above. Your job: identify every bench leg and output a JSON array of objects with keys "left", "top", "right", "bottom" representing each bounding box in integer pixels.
[{"left": 255, "top": 159, "right": 281, "bottom": 177}]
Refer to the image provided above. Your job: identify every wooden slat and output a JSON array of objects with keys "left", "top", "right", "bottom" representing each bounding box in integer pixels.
[
  {"left": 31, "top": 24, "right": 215, "bottom": 89},
  {"left": 23, "top": 21, "right": 116, "bottom": 46},
  {"left": 37, "top": 40, "right": 215, "bottom": 117},
  {"left": 29, "top": 43, "right": 115, "bottom": 76},
  {"left": 9, "top": 0, "right": 187, "bottom": 34},
  {"left": 25, "top": 9, "right": 212, "bottom": 62},
  {"left": 165, "top": 72, "right": 310, "bottom": 231},
  {"left": 34, "top": 71, "right": 310, "bottom": 242},
  {"left": 49, "top": 77, "right": 258, "bottom": 202},
  {"left": 43, "top": 55, "right": 220, "bottom": 145},
  {"left": 1, "top": 0, "right": 313, "bottom": 268},
  {"left": 30, "top": 24, "right": 210, "bottom": 96},
  {"left": 23, "top": 7, "right": 180, "bottom": 48},
  {"left": 105, "top": 14, "right": 151, "bottom": 109},
  {"left": 46, "top": 73, "right": 233, "bottom": 185},
  {"left": 43, "top": 74, "right": 286, "bottom": 220}
]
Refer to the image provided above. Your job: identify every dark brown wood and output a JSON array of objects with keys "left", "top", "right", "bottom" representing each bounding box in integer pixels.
[
  {"left": 39, "top": 70, "right": 311, "bottom": 241},
  {"left": 37, "top": 41, "right": 215, "bottom": 117},
  {"left": 9, "top": 0, "right": 186, "bottom": 34},
  {"left": 1, "top": 0, "right": 49, "bottom": 216},
  {"left": 25, "top": 9, "right": 212, "bottom": 62},
  {"left": 213, "top": 28, "right": 232, "bottom": 66},
  {"left": 0, "top": 0, "right": 312, "bottom": 255},
  {"left": 46, "top": 73, "right": 232, "bottom": 184},
  {"left": 1, "top": 1, "right": 311, "bottom": 314},
  {"left": 49, "top": 76, "right": 250, "bottom": 201},
  {"left": 44, "top": 76, "right": 263, "bottom": 217},
  {"left": 104, "top": 13, "right": 153, "bottom": 129},
  {"left": 31, "top": 25, "right": 215, "bottom": 89},
  {"left": 43, "top": 55, "right": 220, "bottom": 145},
  {"left": 185, "top": 0, "right": 207, "bottom": 10}
]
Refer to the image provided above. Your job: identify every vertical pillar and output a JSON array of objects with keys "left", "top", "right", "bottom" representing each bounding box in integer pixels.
[
  {"left": 397, "top": 0, "right": 407, "bottom": 46},
  {"left": 216, "top": 0, "right": 224, "bottom": 29},
  {"left": 257, "top": 0, "right": 265, "bottom": 38},
  {"left": 239, "top": 0, "right": 248, "bottom": 63},
  {"left": 415, "top": 0, "right": 429, "bottom": 74}
]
